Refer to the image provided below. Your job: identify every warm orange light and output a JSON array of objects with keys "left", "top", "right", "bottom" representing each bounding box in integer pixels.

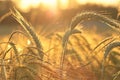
[
  {"left": 20, "top": 0, "right": 41, "bottom": 8},
  {"left": 59, "top": 0, "right": 69, "bottom": 9},
  {"left": 76, "top": 0, "right": 119, "bottom": 7},
  {"left": 17, "top": 47, "right": 23, "bottom": 52},
  {"left": 16, "top": 0, "right": 41, "bottom": 12},
  {"left": 13, "top": 0, "right": 57, "bottom": 12},
  {"left": 7, "top": 44, "right": 11, "bottom": 49},
  {"left": 41, "top": 0, "right": 57, "bottom": 7},
  {"left": 27, "top": 39, "right": 31, "bottom": 45},
  {"left": 13, "top": 0, "right": 120, "bottom": 12}
]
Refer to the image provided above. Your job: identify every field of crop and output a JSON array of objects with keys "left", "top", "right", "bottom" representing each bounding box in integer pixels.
[{"left": 0, "top": 7, "right": 120, "bottom": 80}]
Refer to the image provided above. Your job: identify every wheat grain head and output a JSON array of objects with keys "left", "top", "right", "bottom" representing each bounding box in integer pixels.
[
  {"left": 70, "top": 11, "right": 120, "bottom": 32},
  {"left": 10, "top": 8, "right": 43, "bottom": 59}
]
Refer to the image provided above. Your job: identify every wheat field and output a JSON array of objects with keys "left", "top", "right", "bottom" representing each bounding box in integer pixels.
[{"left": 0, "top": 7, "right": 120, "bottom": 80}]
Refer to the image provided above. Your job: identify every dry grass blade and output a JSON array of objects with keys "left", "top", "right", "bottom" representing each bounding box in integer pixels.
[
  {"left": 92, "top": 36, "right": 114, "bottom": 53},
  {"left": 0, "top": 42, "right": 20, "bottom": 64},
  {"left": 60, "top": 29, "right": 81, "bottom": 78},
  {"left": 62, "top": 29, "right": 81, "bottom": 47},
  {"left": 81, "top": 36, "right": 117, "bottom": 65},
  {"left": 0, "top": 31, "right": 26, "bottom": 59},
  {"left": 78, "top": 34, "right": 92, "bottom": 51},
  {"left": 113, "top": 71, "right": 120, "bottom": 80},
  {"left": 101, "top": 41, "right": 120, "bottom": 80},
  {"left": 61, "top": 29, "right": 81, "bottom": 63},
  {"left": 1, "top": 59, "right": 7, "bottom": 80},
  {"left": 10, "top": 8, "right": 43, "bottom": 59},
  {"left": 8, "top": 30, "right": 29, "bottom": 42},
  {"left": 70, "top": 11, "right": 120, "bottom": 32},
  {"left": 104, "top": 42, "right": 120, "bottom": 59},
  {"left": 2, "top": 47, "right": 12, "bottom": 60},
  {"left": 0, "top": 12, "right": 11, "bottom": 22},
  {"left": 9, "top": 42, "right": 20, "bottom": 64}
]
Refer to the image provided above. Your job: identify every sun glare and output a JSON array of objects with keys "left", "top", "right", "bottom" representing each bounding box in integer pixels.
[
  {"left": 13, "top": 0, "right": 120, "bottom": 12},
  {"left": 76, "top": 0, "right": 119, "bottom": 7},
  {"left": 14, "top": 0, "right": 57, "bottom": 12},
  {"left": 27, "top": 39, "right": 31, "bottom": 45},
  {"left": 18, "top": 0, "right": 41, "bottom": 11},
  {"left": 41, "top": 0, "right": 57, "bottom": 6},
  {"left": 59, "top": 0, "right": 69, "bottom": 9}
]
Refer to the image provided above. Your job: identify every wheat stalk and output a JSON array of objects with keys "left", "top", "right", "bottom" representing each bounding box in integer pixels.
[
  {"left": 60, "top": 29, "right": 81, "bottom": 79},
  {"left": 8, "top": 30, "right": 29, "bottom": 41},
  {"left": 9, "top": 42, "right": 20, "bottom": 64},
  {"left": 0, "top": 12, "right": 11, "bottom": 22},
  {"left": 10, "top": 8, "right": 43, "bottom": 59},
  {"left": 61, "top": 29, "right": 82, "bottom": 61}
]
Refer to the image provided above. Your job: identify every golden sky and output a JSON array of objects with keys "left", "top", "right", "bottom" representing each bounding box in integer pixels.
[{"left": 13, "top": 0, "right": 120, "bottom": 12}]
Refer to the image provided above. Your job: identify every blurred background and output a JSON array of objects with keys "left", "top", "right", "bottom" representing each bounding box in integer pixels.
[{"left": 0, "top": 0, "right": 120, "bottom": 37}]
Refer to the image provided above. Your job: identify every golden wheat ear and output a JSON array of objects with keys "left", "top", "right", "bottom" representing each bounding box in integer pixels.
[
  {"left": 101, "top": 41, "right": 120, "bottom": 80},
  {"left": 70, "top": 11, "right": 120, "bottom": 32},
  {"left": 10, "top": 7, "right": 43, "bottom": 59}
]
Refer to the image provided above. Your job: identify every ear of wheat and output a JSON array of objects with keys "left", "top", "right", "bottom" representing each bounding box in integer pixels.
[
  {"left": 61, "top": 11, "right": 120, "bottom": 80},
  {"left": 10, "top": 8, "right": 43, "bottom": 59},
  {"left": 101, "top": 41, "right": 120, "bottom": 80},
  {"left": 70, "top": 12, "right": 120, "bottom": 33}
]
